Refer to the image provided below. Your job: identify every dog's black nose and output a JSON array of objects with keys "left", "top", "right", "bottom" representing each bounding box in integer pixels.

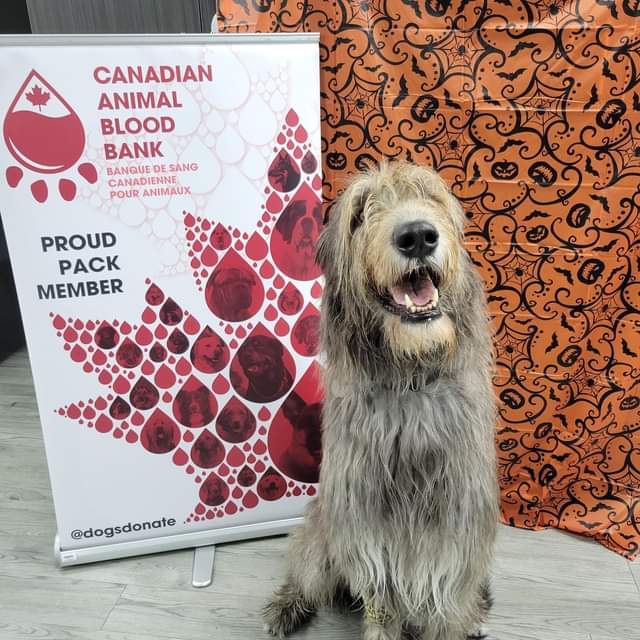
[{"left": 393, "top": 221, "right": 439, "bottom": 259}]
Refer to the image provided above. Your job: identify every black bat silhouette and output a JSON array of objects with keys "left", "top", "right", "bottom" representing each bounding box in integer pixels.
[
  {"left": 498, "top": 138, "right": 524, "bottom": 153},
  {"left": 633, "top": 92, "right": 640, "bottom": 112},
  {"left": 545, "top": 332, "right": 559, "bottom": 353},
  {"left": 392, "top": 75, "right": 409, "bottom": 107},
  {"left": 444, "top": 88, "right": 461, "bottom": 109},
  {"left": 555, "top": 268, "right": 574, "bottom": 284},
  {"left": 470, "top": 161, "right": 481, "bottom": 185},
  {"left": 584, "top": 85, "right": 599, "bottom": 111},
  {"left": 622, "top": 338, "right": 638, "bottom": 357},
  {"left": 411, "top": 55, "right": 427, "bottom": 79},
  {"left": 550, "top": 68, "right": 568, "bottom": 78},
  {"left": 509, "top": 41, "right": 535, "bottom": 58},
  {"left": 323, "top": 62, "right": 343, "bottom": 74},
  {"left": 549, "top": 387, "right": 560, "bottom": 402},
  {"left": 364, "top": 64, "right": 382, "bottom": 72},
  {"left": 590, "top": 502, "right": 614, "bottom": 512},
  {"left": 594, "top": 239, "right": 616, "bottom": 253},
  {"left": 577, "top": 520, "right": 601, "bottom": 530},
  {"left": 515, "top": 318, "right": 531, "bottom": 325},
  {"left": 330, "top": 130, "right": 349, "bottom": 143},
  {"left": 610, "top": 264, "right": 624, "bottom": 280},
  {"left": 523, "top": 209, "right": 550, "bottom": 221},
  {"left": 401, "top": 0, "right": 422, "bottom": 18},
  {"left": 497, "top": 68, "right": 526, "bottom": 81},
  {"left": 590, "top": 193, "right": 610, "bottom": 213},
  {"left": 603, "top": 59, "right": 617, "bottom": 81},
  {"left": 487, "top": 295, "right": 506, "bottom": 303},
  {"left": 405, "top": 148, "right": 414, "bottom": 163},
  {"left": 552, "top": 453, "right": 570, "bottom": 462},
  {"left": 585, "top": 157, "right": 600, "bottom": 177},
  {"left": 587, "top": 339, "right": 600, "bottom": 354},
  {"left": 560, "top": 313, "right": 575, "bottom": 332},
  {"left": 331, "top": 37, "right": 352, "bottom": 52},
  {"left": 553, "top": 413, "right": 568, "bottom": 428},
  {"left": 482, "top": 86, "right": 500, "bottom": 106}
]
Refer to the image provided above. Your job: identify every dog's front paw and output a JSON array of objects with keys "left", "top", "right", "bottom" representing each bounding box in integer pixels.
[
  {"left": 467, "top": 623, "right": 488, "bottom": 639},
  {"left": 263, "top": 586, "right": 315, "bottom": 638}
]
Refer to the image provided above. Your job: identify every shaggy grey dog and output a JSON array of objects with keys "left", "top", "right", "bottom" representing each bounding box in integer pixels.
[{"left": 264, "top": 162, "right": 498, "bottom": 640}]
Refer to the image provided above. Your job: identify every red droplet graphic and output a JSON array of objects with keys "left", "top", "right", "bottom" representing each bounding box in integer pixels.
[
  {"left": 205, "top": 250, "right": 264, "bottom": 322},
  {"left": 201, "top": 245, "right": 218, "bottom": 267},
  {"left": 257, "top": 467, "right": 287, "bottom": 501},
  {"left": 271, "top": 182, "right": 322, "bottom": 281},
  {"left": 242, "top": 491, "right": 258, "bottom": 509},
  {"left": 183, "top": 315, "right": 200, "bottom": 335},
  {"left": 53, "top": 314, "right": 66, "bottom": 330},
  {"left": 159, "top": 298, "right": 183, "bottom": 326},
  {"left": 190, "top": 429, "right": 225, "bottom": 468},
  {"left": 301, "top": 150, "right": 318, "bottom": 174},
  {"left": 116, "top": 338, "right": 143, "bottom": 369},
  {"left": 129, "top": 377, "right": 159, "bottom": 410},
  {"left": 268, "top": 362, "right": 324, "bottom": 483},
  {"left": 172, "top": 448, "right": 189, "bottom": 466},
  {"left": 291, "top": 304, "right": 320, "bottom": 357},
  {"left": 253, "top": 440, "right": 267, "bottom": 455},
  {"left": 258, "top": 407, "right": 271, "bottom": 421},
  {"left": 155, "top": 325, "right": 168, "bottom": 339},
  {"left": 274, "top": 319, "right": 289, "bottom": 337},
  {"left": 126, "top": 430, "right": 138, "bottom": 444},
  {"left": 238, "top": 465, "right": 257, "bottom": 487},
  {"left": 176, "top": 357, "right": 191, "bottom": 376},
  {"left": 218, "top": 463, "right": 230, "bottom": 476},
  {"left": 4, "top": 70, "right": 86, "bottom": 174},
  {"left": 140, "top": 409, "right": 180, "bottom": 454},
  {"left": 266, "top": 192, "right": 283, "bottom": 213},
  {"left": 184, "top": 212, "right": 196, "bottom": 227},
  {"left": 134, "top": 325, "right": 152, "bottom": 347},
  {"left": 63, "top": 326, "right": 78, "bottom": 342},
  {"left": 294, "top": 147, "right": 303, "bottom": 159},
  {"left": 209, "top": 223, "right": 231, "bottom": 250},
  {"left": 311, "top": 282, "right": 323, "bottom": 298},
  {"left": 260, "top": 261, "right": 275, "bottom": 279},
  {"left": 78, "top": 162, "right": 98, "bottom": 184},
  {"left": 268, "top": 149, "right": 301, "bottom": 193},
  {"left": 167, "top": 328, "right": 189, "bottom": 354},
  {"left": 141, "top": 307, "right": 157, "bottom": 324},
  {"left": 229, "top": 324, "right": 296, "bottom": 403},
  {"left": 172, "top": 375, "right": 217, "bottom": 428},
  {"left": 145, "top": 283, "right": 165, "bottom": 306},
  {"left": 212, "top": 377, "right": 230, "bottom": 397},
  {"left": 265, "top": 305, "right": 278, "bottom": 321},
  {"left": 131, "top": 411, "right": 144, "bottom": 426},
  {"left": 227, "top": 446, "right": 245, "bottom": 467},
  {"left": 225, "top": 502, "right": 238, "bottom": 515},
  {"left": 295, "top": 125, "right": 308, "bottom": 143},
  {"left": 273, "top": 275, "right": 285, "bottom": 289},
  {"left": 70, "top": 345, "right": 86, "bottom": 362},
  {"left": 312, "top": 175, "right": 322, "bottom": 190},
  {"left": 199, "top": 473, "right": 229, "bottom": 506},
  {"left": 246, "top": 232, "right": 269, "bottom": 260},
  {"left": 6, "top": 166, "right": 23, "bottom": 188},
  {"left": 95, "top": 415, "right": 112, "bottom": 433},
  {"left": 149, "top": 342, "right": 167, "bottom": 362},
  {"left": 109, "top": 396, "right": 131, "bottom": 420},
  {"left": 98, "top": 370, "right": 112, "bottom": 385},
  {"left": 285, "top": 109, "right": 299, "bottom": 127},
  {"left": 95, "top": 322, "right": 119, "bottom": 349},
  {"left": 154, "top": 364, "right": 176, "bottom": 389},
  {"left": 67, "top": 404, "right": 81, "bottom": 419},
  {"left": 59, "top": 178, "right": 76, "bottom": 201},
  {"left": 278, "top": 283, "right": 304, "bottom": 315},
  {"left": 80, "top": 330, "right": 92, "bottom": 344}
]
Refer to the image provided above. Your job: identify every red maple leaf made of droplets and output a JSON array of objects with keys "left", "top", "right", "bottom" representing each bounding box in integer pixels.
[
  {"left": 26, "top": 84, "right": 50, "bottom": 111},
  {"left": 53, "top": 109, "right": 325, "bottom": 524}
]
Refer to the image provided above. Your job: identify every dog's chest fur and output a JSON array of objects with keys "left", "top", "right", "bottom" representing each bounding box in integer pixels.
[{"left": 318, "top": 379, "right": 497, "bottom": 612}]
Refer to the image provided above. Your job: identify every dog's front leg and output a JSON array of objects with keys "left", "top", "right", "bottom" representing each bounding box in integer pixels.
[
  {"left": 264, "top": 501, "right": 339, "bottom": 637},
  {"left": 361, "top": 600, "right": 403, "bottom": 640}
]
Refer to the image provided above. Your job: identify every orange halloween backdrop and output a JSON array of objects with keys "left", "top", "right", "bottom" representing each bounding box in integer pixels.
[{"left": 218, "top": 1, "right": 640, "bottom": 558}]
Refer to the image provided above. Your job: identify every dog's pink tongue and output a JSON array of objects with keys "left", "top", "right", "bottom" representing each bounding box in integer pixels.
[{"left": 390, "top": 277, "right": 435, "bottom": 306}]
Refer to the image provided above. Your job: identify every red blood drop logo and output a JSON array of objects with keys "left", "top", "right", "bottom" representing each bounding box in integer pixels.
[
  {"left": 172, "top": 375, "right": 217, "bottom": 428},
  {"left": 205, "top": 250, "right": 264, "bottom": 322},
  {"left": 115, "top": 338, "right": 143, "bottom": 368},
  {"left": 278, "top": 283, "right": 304, "bottom": 315},
  {"left": 237, "top": 465, "right": 257, "bottom": 487},
  {"left": 109, "top": 396, "right": 131, "bottom": 420},
  {"left": 268, "top": 149, "right": 301, "bottom": 192},
  {"left": 129, "top": 376, "right": 159, "bottom": 411},
  {"left": 190, "top": 326, "right": 229, "bottom": 374},
  {"left": 199, "top": 472, "right": 229, "bottom": 506},
  {"left": 216, "top": 397, "right": 256, "bottom": 443},
  {"left": 159, "top": 298, "right": 183, "bottom": 326},
  {"left": 140, "top": 409, "right": 180, "bottom": 454},
  {"left": 190, "top": 429, "right": 225, "bottom": 468},
  {"left": 257, "top": 466, "right": 287, "bottom": 501},
  {"left": 167, "top": 328, "right": 189, "bottom": 354},
  {"left": 95, "top": 322, "right": 119, "bottom": 349},
  {"left": 4, "top": 70, "right": 85, "bottom": 173},
  {"left": 209, "top": 223, "right": 231, "bottom": 250},
  {"left": 291, "top": 304, "right": 320, "bottom": 357}
]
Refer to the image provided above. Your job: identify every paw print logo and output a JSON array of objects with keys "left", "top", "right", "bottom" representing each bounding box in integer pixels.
[{"left": 3, "top": 69, "right": 97, "bottom": 203}]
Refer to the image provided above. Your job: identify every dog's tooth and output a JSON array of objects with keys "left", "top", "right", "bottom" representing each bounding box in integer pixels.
[
  {"left": 404, "top": 293, "right": 412, "bottom": 308},
  {"left": 433, "top": 289, "right": 439, "bottom": 305}
]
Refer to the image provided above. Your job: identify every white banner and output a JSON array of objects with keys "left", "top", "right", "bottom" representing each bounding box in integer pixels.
[{"left": 0, "top": 34, "right": 322, "bottom": 563}]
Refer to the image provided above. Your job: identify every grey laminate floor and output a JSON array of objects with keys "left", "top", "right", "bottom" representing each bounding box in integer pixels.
[{"left": 1, "top": 348, "right": 639, "bottom": 640}]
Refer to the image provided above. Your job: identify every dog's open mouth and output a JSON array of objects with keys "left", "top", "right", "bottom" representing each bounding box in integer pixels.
[{"left": 378, "top": 267, "right": 442, "bottom": 323}]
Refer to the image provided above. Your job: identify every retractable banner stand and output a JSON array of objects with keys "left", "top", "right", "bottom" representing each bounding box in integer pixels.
[{"left": 0, "top": 34, "right": 322, "bottom": 571}]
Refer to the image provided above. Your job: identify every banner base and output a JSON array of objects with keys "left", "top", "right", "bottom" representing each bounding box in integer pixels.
[
  {"left": 192, "top": 545, "right": 216, "bottom": 588},
  {"left": 54, "top": 517, "right": 303, "bottom": 568}
]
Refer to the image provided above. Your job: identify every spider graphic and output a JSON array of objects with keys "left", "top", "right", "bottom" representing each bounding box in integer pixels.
[{"left": 3, "top": 70, "right": 97, "bottom": 203}]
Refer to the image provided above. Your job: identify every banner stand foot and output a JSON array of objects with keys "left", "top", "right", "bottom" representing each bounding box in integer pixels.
[{"left": 192, "top": 545, "right": 216, "bottom": 588}]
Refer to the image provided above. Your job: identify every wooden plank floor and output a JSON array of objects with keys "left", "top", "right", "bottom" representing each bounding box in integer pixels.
[{"left": 1, "top": 348, "right": 639, "bottom": 640}]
